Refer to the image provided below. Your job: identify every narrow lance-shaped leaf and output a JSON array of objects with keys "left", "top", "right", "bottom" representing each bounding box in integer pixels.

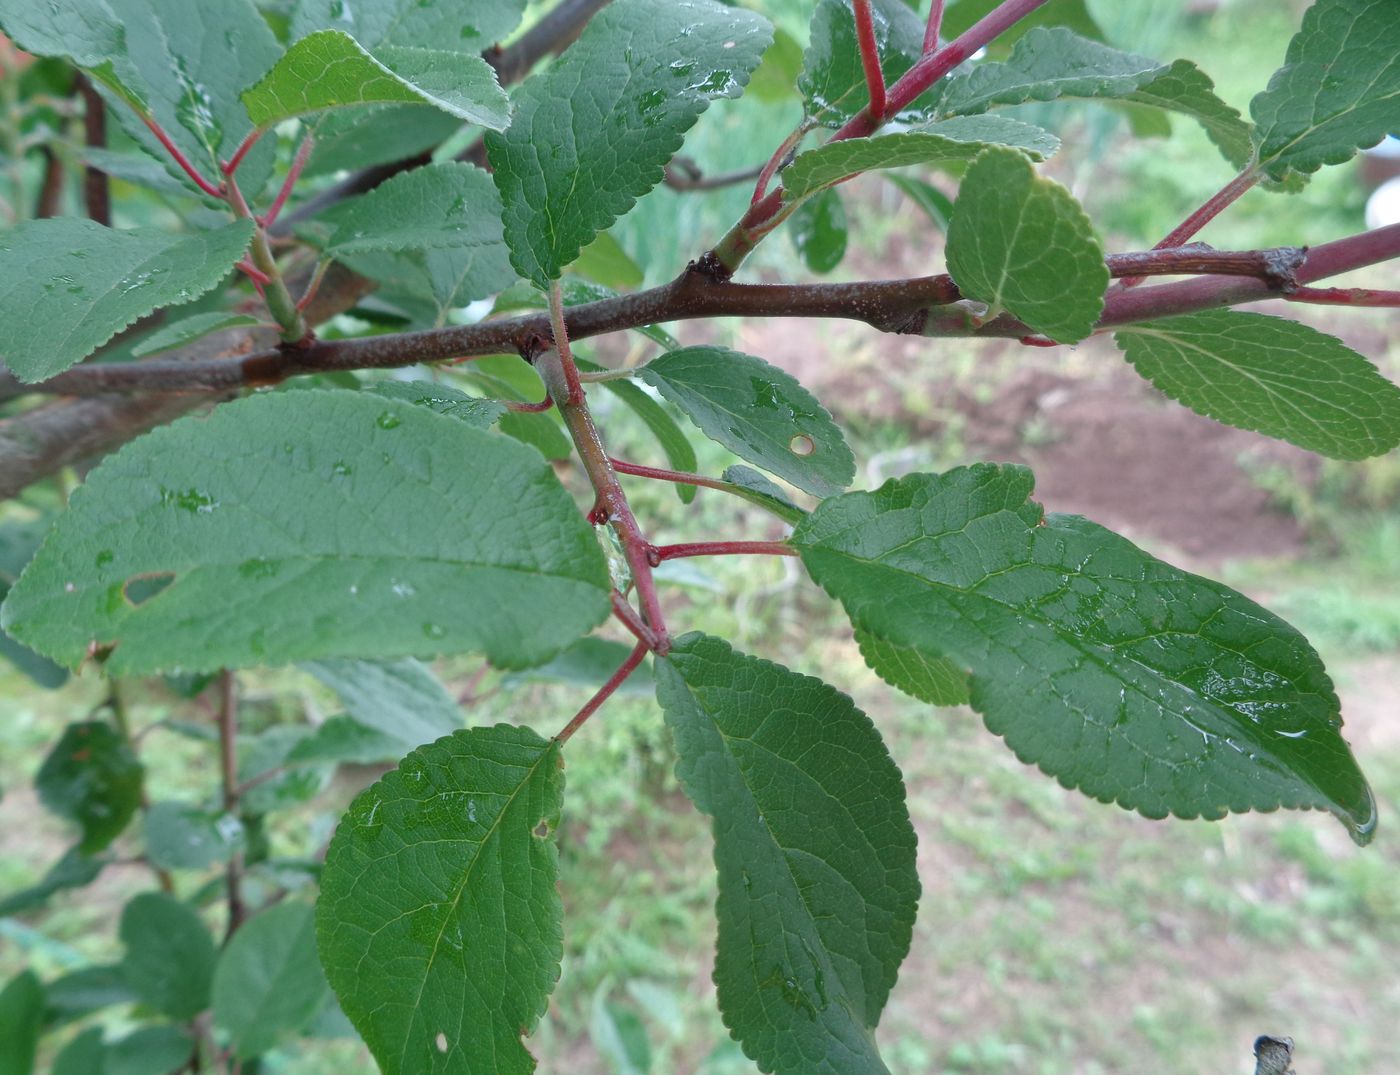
[
  {"left": 792, "top": 464, "right": 1377, "bottom": 844},
  {"left": 486, "top": 0, "right": 772, "bottom": 288},
  {"left": 945, "top": 147, "right": 1107, "bottom": 344},
  {"left": 0, "top": 219, "right": 253, "bottom": 382},
  {"left": 655, "top": 634, "right": 919, "bottom": 1075},
  {"left": 36, "top": 721, "right": 144, "bottom": 855},
  {"left": 317, "top": 725, "right": 564, "bottom": 1075},
  {"left": 782, "top": 116, "right": 1060, "bottom": 201},
  {"left": 242, "top": 31, "right": 509, "bottom": 132},
  {"left": 1, "top": 390, "right": 611, "bottom": 675},
  {"left": 1251, "top": 0, "right": 1400, "bottom": 179},
  {"left": 640, "top": 347, "right": 855, "bottom": 498},
  {"left": 1116, "top": 311, "right": 1400, "bottom": 461}
]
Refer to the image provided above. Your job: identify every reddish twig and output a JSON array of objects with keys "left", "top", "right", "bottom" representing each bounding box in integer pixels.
[
  {"left": 555, "top": 640, "right": 649, "bottom": 744},
  {"left": 1284, "top": 286, "right": 1400, "bottom": 307},
  {"left": 852, "top": 0, "right": 887, "bottom": 120},
  {"left": 222, "top": 128, "right": 263, "bottom": 179},
  {"left": 505, "top": 395, "right": 556, "bottom": 412},
  {"left": 924, "top": 0, "right": 946, "bottom": 52},
  {"left": 611, "top": 590, "right": 661, "bottom": 650},
  {"left": 140, "top": 114, "right": 224, "bottom": 199},
  {"left": 236, "top": 259, "right": 272, "bottom": 286},
  {"left": 649, "top": 540, "right": 796, "bottom": 563},
  {"left": 260, "top": 134, "right": 314, "bottom": 230},
  {"left": 609, "top": 457, "right": 733, "bottom": 493}
]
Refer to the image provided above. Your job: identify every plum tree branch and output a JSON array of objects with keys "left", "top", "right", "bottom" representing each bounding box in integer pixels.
[{"left": 5, "top": 236, "right": 1385, "bottom": 403}]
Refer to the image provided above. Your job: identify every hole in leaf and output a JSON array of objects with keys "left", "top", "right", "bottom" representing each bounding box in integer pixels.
[
  {"left": 533, "top": 820, "right": 550, "bottom": 838},
  {"left": 123, "top": 572, "right": 176, "bottom": 606},
  {"left": 789, "top": 434, "right": 815, "bottom": 456}
]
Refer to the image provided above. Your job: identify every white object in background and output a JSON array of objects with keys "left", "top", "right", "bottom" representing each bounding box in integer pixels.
[{"left": 1365, "top": 176, "right": 1400, "bottom": 229}]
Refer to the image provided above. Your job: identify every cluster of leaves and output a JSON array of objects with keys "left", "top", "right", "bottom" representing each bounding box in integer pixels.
[{"left": 0, "top": 0, "right": 1398, "bottom": 1073}]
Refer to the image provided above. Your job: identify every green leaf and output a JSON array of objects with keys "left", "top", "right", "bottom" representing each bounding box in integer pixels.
[
  {"left": 655, "top": 634, "right": 919, "bottom": 1075},
  {"left": 747, "top": 27, "right": 805, "bottom": 104},
  {"left": 242, "top": 31, "right": 509, "bottom": 130},
  {"left": 363, "top": 380, "right": 506, "bottom": 428},
  {"left": 306, "top": 105, "right": 464, "bottom": 178},
  {"left": 885, "top": 173, "right": 954, "bottom": 232},
  {"left": 288, "top": 715, "right": 412, "bottom": 764},
  {"left": 131, "top": 313, "right": 260, "bottom": 358},
  {"left": 51, "top": 1027, "right": 105, "bottom": 1075},
  {"left": 782, "top": 116, "right": 1059, "bottom": 200},
  {"left": 799, "top": 0, "right": 928, "bottom": 127},
  {"left": 143, "top": 802, "right": 245, "bottom": 870},
  {"left": 292, "top": 0, "right": 526, "bottom": 51},
  {"left": 0, "top": 848, "right": 105, "bottom": 918},
  {"left": 486, "top": 0, "right": 772, "bottom": 288},
  {"left": 1251, "top": 0, "right": 1400, "bottom": 179},
  {"left": 945, "top": 147, "right": 1106, "bottom": 344},
  {"left": 936, "top": 28, "right": 1166, "bottom": 117},
  {"left": 36, "top": 721, "right": 144, "bottom": 855},
  {"left": 0, "top": 0, "right": 282, "bottom": 189},
  {"left": 640, "top": 347, "right": 855, "bottom": 498},
  {"left": 317, "top": 725, "right": 564, "bottom": 1075},
  {"left": 45, "top": 965, "right": 136, "bottom": 1030},
  {"left": 324, "top": 161, "right": 508, "bottom": 260},
  {"left": 103, "top": 1026, "right": 194, "bottom": 1075},
  {"left": 575, "top": 358, "right": 698, "bottom": 505},
  {"left": 213, "top": 903, "right": 330, "bottom": 1058},
  {"left": 854, "top": 626, "right": 969, "bottom": 706},
  {"left": 590, "top": 990, "right": 652, "bottom": 1075},
  {"left": 119, "top": 892, "right": 217, "bottom": 1020},
  {"left": 0, "top": 519, "right": 67, "bottom": 688},
  {"left": 719, "top": 465, "right": 808, "bottom": 525},
  {"left": 0, "top": 219, "right": 253, "bottom": 382},
  {"left": 1, "top": 390, "right": 611, "bottom": 674},
  {"left": 791, "top": 464, "right": 1378, "bottom": 844},
  {"left": 572, "top": 231, "right": 644, "bottom": 291},
  {"left": 1125, "top": 60, "right": 1252, "bottom": 170},
  {"left": 0, "top": 971, "right": 43, "bottom": 1075},
  {"left": 941, "top": 0, "right": 1105, "bottom": 54},
  {"left": 503, "top": 636, "right": 652, "bottom": 697},
  {"left": 305, "top": 657, "right": 462, "bottom": 749},
  {"left": 1115, "top": 311, "right": 1400, "bottom": 460},
  {"left": 790, "top": 188, "right": 848, "bottom": 274}
]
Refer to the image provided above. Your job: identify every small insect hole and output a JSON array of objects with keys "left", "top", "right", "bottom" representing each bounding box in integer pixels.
[
  {"left": 533, "top": 821, "right": 550, "bottom": 838},
  {"left": 122, "top": 572, "right": 177, "bottom": 606},
  {"left": 789, "top": 434, "right": 815, "bottom": 456}
]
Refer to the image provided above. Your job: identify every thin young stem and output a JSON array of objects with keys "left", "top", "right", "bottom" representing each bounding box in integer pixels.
[
  {"left": 222, "top": 128, "right": 263, "bottom": 179},
  {"left": 504, "top": 395, "right": 555, "bottom": 412},
  {"left": 852, "top": 0, "right": 887, "bottom": 120},
  {"left": 650, "top": 540, "right": 797, "bottom": 563},
  {"left": 1284, "top": 286, "right": 1400, "bottom": 307},
  {"left": 609, "top": 457, "right": 733, "bottom": 492},
  {"left": 224, "top": 173, "right": 309, "bottom": 342},
  {"left": 1119, "top": 167, "right": 1262, "bottom": 287},
  {"left": 708, "top": 0, "right": 1055, "bottom": 274},
  {"left": 260, "top": 134, "right": 314, "bottom": 230},
  {"left": 924, "top": 0, "right": 946, "bottom": 52},
  {"left": 217, "top": 670, "right": 247, "bottom": 940},
  {"left": 555, "top": 640, "right": 649, "bottom": 744},
  {"left": 236, "top": 259, "right": 272, "bottom": 286},
  {"left": 611, "top": 589, "right": 660, "bottom": 649},
  {"left": 751, "top": 123, "right": 810, "bottom": 205},
  {"left": 547, "top": 282, "right": 586, "bottom": 404},
  {"left": 537, "top": 343, "right": 670, "bottom": 651},
  {"left": 140, "top": 114, "right": 224, "bottom": 199},
  {"left": 296, "top": 258, "right": 331, "bottom": 311}
]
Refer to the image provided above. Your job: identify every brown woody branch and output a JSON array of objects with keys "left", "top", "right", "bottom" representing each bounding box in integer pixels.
[{"left": 6, "top": 236, "right": 1384, "bottom": 403}]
